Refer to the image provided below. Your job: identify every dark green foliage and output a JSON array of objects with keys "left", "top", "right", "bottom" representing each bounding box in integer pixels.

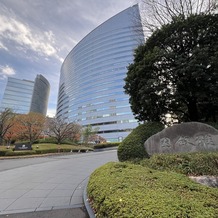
[
  {"left": 5, "top": 150, "right": 36, "bottom": 156},
  {"left": 125, "top": 14, "right": 218, "bottom": 123},
  {"left": 93, "top": 142, "right": 120, "bottom": 149},
  {"left": 34, "top": 147, "right": 91, "bottom": 154},
  {"left": 117, "top": 122, "right": 164, "bottom": 161},
  {"left": 0, "top": 150, "right": 7, "bottom": 156},
  {"left": 88, "top": 162, "right": 218, "bottom": 218},
  {"left": 0, "top": 144, "right": 93, "bottom": 157},
  {"left": 35, "top": 148, "right": 64, "bottom": 154},
  {"left": 138, "top": 152, "right": 218, "bottom": 176}
]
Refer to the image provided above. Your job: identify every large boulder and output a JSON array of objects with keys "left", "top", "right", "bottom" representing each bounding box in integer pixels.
[{"left": 144, "top": 122, "right": 218, "bottom": 155}]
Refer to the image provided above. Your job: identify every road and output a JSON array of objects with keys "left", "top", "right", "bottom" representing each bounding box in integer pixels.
[{"left": 0, "top": 150, "right": 118, "bottom": 217}]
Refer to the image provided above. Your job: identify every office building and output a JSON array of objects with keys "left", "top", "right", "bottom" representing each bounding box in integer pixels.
[
  {"left": 0, "top": 74, "right": 50, "bottom": 115},
  {"left": 56, "top": 5, "right": 144, "bottom": 141}
]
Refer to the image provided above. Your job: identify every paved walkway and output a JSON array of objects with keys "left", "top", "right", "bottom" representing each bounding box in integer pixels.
[{"left": 0, "top": 150, "right": 118, "bottom": 216}]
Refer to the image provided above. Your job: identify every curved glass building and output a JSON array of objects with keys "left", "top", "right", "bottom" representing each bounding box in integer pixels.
[{"left": 56, "top": 5, "right": 144, "bottom": 142}]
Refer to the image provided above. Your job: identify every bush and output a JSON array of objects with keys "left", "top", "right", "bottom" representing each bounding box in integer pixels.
[
  {"left": 88, "top": 162, "right": 218, "bottom": 218},
  {"left": 0, "top": 144, "right": 93, "bottom": 157},
  {"left": 33, "top": 144, "right": 93, "bottom": 154},
  {"left": 5, "top": 150, "right": 36, "bottom": 156},
  {"left": 0, "top": 150, "right": 8, "bottom": 156},
  {"left": 117, "top": 122, "right": 164, "bottom": 161},
  {"left": 35, "top": 148, "right": 59, "bottom": 154},
  {"left": 138, "top": 152, "right": 218, "bottom": 176},
  {"left": 93, "top": 142, "right": 120, "bottom": 149}
]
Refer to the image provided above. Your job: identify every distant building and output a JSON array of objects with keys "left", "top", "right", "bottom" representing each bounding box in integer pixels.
[
  {"left": 56, "top": 5, "right": 145, "bottom": 142},
  {"left": 0, "top": 74, "right": 50, "bottom": 115}
]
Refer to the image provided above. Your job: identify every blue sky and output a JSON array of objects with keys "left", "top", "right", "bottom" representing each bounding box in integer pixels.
[{"left": 0, "top": 0, "right": 136, "bottom": 117}]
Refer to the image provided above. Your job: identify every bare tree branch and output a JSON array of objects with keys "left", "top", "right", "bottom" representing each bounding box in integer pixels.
[
  {"left": 48, "top": 118, "right": 81, "bottom": 144},
  {"left": 0, "top": 108, "right": 15, "bottom": 145},
  {"left": 138, "top": 0, "right": 217, "bottom": 33}
]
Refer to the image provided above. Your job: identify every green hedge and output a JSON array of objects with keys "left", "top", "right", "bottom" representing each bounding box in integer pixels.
[
  {"left": 0, "top": 144, "right": 93, "bottom": 157},
  {"left": 0, "top": 150, "right": 8, "bottom": 156},
  {"left": 5, "top": 150, "right": 37, "bottom": 156},
  {"left": 35, "top": 147, "right": 92, "bottom": 154},
  {"left": 93, "top": 142, "right": 120, "bottom": 149},
  {"left": 88, "top": 162, "right": 218, "bottom": 218},
  {"left": 118, "top": 122, "right": 164, "bottom": 161},
  {"left": 137, "top": 152, "right": 218, "bottom": 176}
]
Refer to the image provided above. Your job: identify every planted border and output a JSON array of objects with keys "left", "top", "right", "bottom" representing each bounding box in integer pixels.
[{"left": 88, "top": 162, "right": 218, "bottom": 218}]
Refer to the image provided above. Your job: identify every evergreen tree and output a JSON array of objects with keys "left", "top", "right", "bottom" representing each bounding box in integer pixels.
[{"left": 125, "top": 14, "right": 218, "bottom": 123}]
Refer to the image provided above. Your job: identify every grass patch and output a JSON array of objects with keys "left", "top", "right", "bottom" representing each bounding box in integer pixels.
[
  {"left": 135, "top": 152, "right": 218, "bottom": 176},
  {"left": 88, "top": 162, "right": 218, "bottom": 218}
]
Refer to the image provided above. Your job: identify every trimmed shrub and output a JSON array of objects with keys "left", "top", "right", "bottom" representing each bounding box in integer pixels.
[
  {"left": 138, "top": 152, "right": 218, "bottom": 176},
  {"left": 0, "top": 150, "right": 8, "bottom": 156},
  {"left": 88, "top": 162, "right": 218, "bottom": 218},
  {"left": 5, "top": 150, "right": 37, "bottom": 156},
  {"left": 34, "top": 144, "right": 93, "bottom": 154},
  {"left": 118, "top": 122, "right": 164, "bottom": 161},
  {"left": 93, "top": 142, "right": 120, "bottom": 149},
  {"left": 0, "top": 144, "right": 93, "bottom": 157},
  {"left": 35, "top": 148, "right": 60, "bottom": 154}
]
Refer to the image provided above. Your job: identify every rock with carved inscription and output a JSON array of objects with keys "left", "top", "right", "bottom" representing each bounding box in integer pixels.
[{"left": 144, "top": 122, "right": 218, "bottom": 155}]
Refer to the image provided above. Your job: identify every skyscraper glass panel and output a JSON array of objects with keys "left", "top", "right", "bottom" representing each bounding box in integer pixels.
[
  {"left": 56, "top": 5, "right": 145, "bottom": 142},
  {"left": 0, "top": 77, "right": 34, "bottom": 114},
  {"left": 30, "top": 74, "right": 50, "bottom": 116},
  {"left": 0, "top": 75, "right": 50, "bottom": 115}
]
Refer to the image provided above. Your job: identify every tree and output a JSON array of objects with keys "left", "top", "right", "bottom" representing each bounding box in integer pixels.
[
  {"left": 48, "top": 118, "right": 81, "bottom": 144},
  {"left": 82, "top": 125, "right": 99, "bottom": 144},
  {"left": 16, "top": 112, "right": 46, "bottom": 145},
  {"left": 124, "top": 14, "right": 218, "bottom": 123},
  {"left": 139, "top": 0, "right": 217, "bottom": 34},
  {"left": 3, "top": 119, "right": 19, "bottom": 146},
  {"left": 0, "top": 108, "right": 15, "bottom": 145}
]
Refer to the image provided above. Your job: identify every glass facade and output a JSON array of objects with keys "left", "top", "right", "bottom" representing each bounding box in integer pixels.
[
  {"left": 0, "top": 75, "right": 50, "bottom": 115},
  {"left": 56, "top": 5, "right": 144, "bottom": 142},
  {"left": 30, "top": 75, "right": 50, "bottom": 116}
]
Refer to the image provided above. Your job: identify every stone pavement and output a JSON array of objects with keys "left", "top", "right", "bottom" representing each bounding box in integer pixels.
[
  {"left": 0, "top": 150, "right": 118, "bottom": 217},
  {"left": 0, "top": 207, "right": 88, "bottom": 218}
]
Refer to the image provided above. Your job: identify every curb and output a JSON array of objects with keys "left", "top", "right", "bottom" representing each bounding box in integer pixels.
[{"left": 83, "top": 178, "right": 96, "bottom": 218}]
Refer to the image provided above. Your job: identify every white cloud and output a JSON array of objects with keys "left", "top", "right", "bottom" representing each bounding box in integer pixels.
[
  {"left": 0, "top": 14, "right": 60, "bottom": 60},
  {"left": 46, "top": 108, "right": 56, "bottom": 118},
  {"left": 0, "top": 65, "right": 16, "bottom": 79},
  {"left": 0, "top": 65, "right": 16, "bottom": 76},
  {"left": 0, "top": 41, "right": 8, "bottom": 51},
  {"left": 59, "top": 57, "right": 64, "bottom": 63}
]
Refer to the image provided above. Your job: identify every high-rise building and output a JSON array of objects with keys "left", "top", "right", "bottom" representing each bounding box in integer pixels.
[
  {"left": 0, "top": 74, "right": 50, "bottom": 115},
  {"left": 56, "top": 5, "right": 144, "bottom": 142}
]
